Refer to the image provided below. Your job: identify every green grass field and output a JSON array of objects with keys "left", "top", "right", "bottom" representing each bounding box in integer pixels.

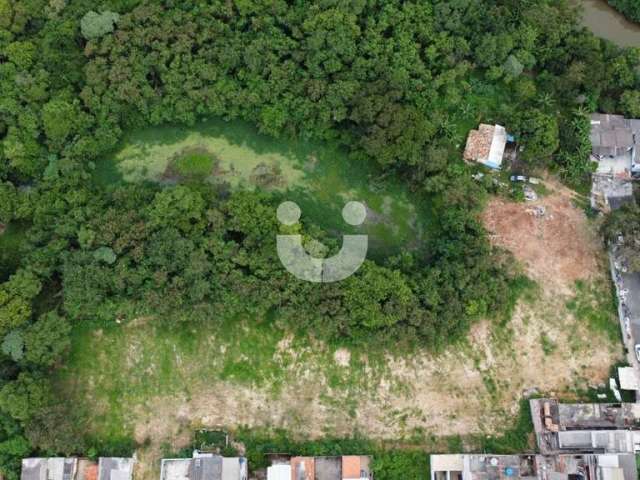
[
  {"left": 93, "top": 119, "right": 436, "bottom": 258},
  {"left": 55, "top": 314, "right": 394, "bottom": 447},
  {"left": 169, "top": 148, "right": 217, "bottom": 180}
]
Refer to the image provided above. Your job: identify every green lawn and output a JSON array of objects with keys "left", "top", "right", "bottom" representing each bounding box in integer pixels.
[
  {"left": 55, "top": 314, "right": 393, "bottom": 447},
  {"left": 93, "top": 119, "right": 437, "bottom": 258},
  {"left": 565, "top": 279, "right": 620, "bottom": 343},
  {"left": 169, "top": 149, "right": 217, "bottom": 180}
]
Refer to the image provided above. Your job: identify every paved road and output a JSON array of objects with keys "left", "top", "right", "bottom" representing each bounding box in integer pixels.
[
  {"left": 610, "top": 248, "right": 640, "bottom": 397},
  {"left": 621, "top": 271, "right": 640, "bottom": 344}
]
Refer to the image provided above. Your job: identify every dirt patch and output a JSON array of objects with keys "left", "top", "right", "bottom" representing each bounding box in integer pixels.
[
  {"left": 249, "top": 162, "right": 286, "bottom": 189},
  {"left": 482, "top": 179, "right": 604, "bottom": 295}
]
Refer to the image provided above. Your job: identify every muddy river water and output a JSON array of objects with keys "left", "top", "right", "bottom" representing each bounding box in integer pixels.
[{"left": 577, "top": 0, "right": 640, "bottom": 47}]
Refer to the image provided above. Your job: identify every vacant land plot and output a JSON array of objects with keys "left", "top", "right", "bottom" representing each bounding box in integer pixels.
[
  {"left": 94, "top": 119, "right": 435, "bottom": 258},
  {"left": 58, "top": 294, "right": 619, "bottom": 480},
  {"left": 56, "top": 179, "right": 621, "bottom": 480},
  {"left": 81, "top": 134, "right": 622, "bottom": 478},
  {"left": 482, "top": 180, "right": 602, "bottom": 296}
]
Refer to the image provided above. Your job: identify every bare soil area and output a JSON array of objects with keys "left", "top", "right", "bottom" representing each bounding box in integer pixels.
[{"left": 482, "top": 179, "right": 604, "bottom": 295}]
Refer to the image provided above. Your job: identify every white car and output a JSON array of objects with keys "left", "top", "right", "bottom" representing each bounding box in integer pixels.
[
  {"left": 635, "top": 344, "right": 640, "bottom": 363},
  {"left": 620, "top": 288, "right": 629, "bottom": 297}
]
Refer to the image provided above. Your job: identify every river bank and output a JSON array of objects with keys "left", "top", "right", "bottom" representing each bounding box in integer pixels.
[{"left": 578, "top": 0, "right": 640, "bottom": 47}]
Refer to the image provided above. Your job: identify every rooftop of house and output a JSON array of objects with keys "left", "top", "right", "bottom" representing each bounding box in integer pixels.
[
  {"left": 21, "top": 458, "right": 78, "bottom": 480},
  {"left": 160, "top": 454, "right": 247, "bottom": 480},
  {"left": 267, "top": 456, "right": 372, "bottom": 480},
  {"left": 315, "top": 457, "right": 341, "bottom": 480},
  {"left": 98, "top": 458, "right": 134, "bottom": 480},
  {"left": 430, "top": 453, "right": 638, "bottom": 480},
  {"left": 291, "top": 457, "right": 315, "bottom": 480},
  {"left": 590, "top": 114, "right": 640, "bottom": 157},
  {"left": 463, "top": 124, "right": 507, "bottom": 169},
  {"left": 530, "top": 399, "right": 640, "bottom": 454},
  {"left": 531, "top": 399, "right": 640, "bottom": 432}
]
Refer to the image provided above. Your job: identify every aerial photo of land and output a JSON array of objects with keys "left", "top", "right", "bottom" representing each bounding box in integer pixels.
[{"left": 1, "top": 1, "right": 640, "bottom": 480}]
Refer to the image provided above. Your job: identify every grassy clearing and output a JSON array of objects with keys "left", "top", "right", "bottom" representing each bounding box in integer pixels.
[
  {"left": 93, "top": 118, "right": 437, "bottom": 258},
  {"left": 168, "top": 148, "right": 217, "bottom": 180},
  {"left": 53, "top": 273, "right": 623, "bottom": 480},
  {"left": 55, "top": 314, "right": 394, "bottom": 448},
  {"left": 565, "top": 279, "right": 620, "bottom": 343}
]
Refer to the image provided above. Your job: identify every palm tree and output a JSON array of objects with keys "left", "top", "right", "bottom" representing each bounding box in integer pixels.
[{"left": 537, "top": 92, "right": 554, "bottom": 109}]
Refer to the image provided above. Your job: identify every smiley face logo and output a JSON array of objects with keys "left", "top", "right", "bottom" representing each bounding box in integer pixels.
[{"left": 276, "top": 201, "right": 368, "bottom": 283}]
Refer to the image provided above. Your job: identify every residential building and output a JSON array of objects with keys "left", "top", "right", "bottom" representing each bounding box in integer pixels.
[
  {"left": 463, "top": 124, "right": 508, "bottom": 170},
  {"left": 590, "top": 114, "right": 640, "bottom": 178},
  {"left": 21, "top": 458, "right": 78, "bottom": 480},
  {"left": 430, "top": 453, "right": 638, "bottom": 480},
  {"left": 160, "top": 452, "right": 247, "bottom": 480},
  {"left": 22, "top": 458, "right": 136, "bottom": 480},
  {"left": 98, "top": 458, "right": 134, "bottom": 480},
  {"left": 589, "top": 113, "right": 639, "bottom": 212},
  {"left": 529, "top": 399, "right": 640, "bottom": 454},
  {"left": 266, "top": 455, "right": 373, "bottom": 480}
]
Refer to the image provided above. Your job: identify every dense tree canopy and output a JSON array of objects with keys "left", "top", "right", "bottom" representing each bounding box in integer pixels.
[{"left": 607, "top": 0, "right": 640, "bottom": 23}]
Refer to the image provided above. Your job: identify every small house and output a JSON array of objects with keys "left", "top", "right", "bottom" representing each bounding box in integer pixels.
[
  {"left": 98, "top": 458, "right": 134, "bottom": 480},
  {"left": 21, "top": 458, "right": 78, "bottom": 480},
  {"left": 160, "top": 452, "right": 247, "bottom": 480},
  {"left": 266, "top": 455, "right": 372, "bottom": 480},
  {"left": 590, "top": 113, "right": 640, "bottom": 178},
  {"left": 463, "top": 124, "right": 508, "bottom": 170}
]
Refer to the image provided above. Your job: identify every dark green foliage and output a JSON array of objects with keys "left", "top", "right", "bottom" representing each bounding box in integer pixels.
[
  {"left": 80, "top": 11, "right": 119, "bottom": 40},
  {"left": 0, "top": 0, "right": 638, "bottom": 472},
  {"left": 602, "top": 204, "right": 640, "bottom": 272},
  {"left": 22, "top": 312, "right": 71, "bottom": 367},
  {"left": 371, "top": 451, "right": 430, "bottom": 480},
  {"left": 607, "top": 0, "right": 640, "bottom": 23},
  {"left": 557, "top": 109, "right": 596, "bottom": 188}
]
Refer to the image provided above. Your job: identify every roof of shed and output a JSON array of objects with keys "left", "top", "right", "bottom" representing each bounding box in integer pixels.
[{"left": 464, "top": 124, "right": 495, "bottom": 162}]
